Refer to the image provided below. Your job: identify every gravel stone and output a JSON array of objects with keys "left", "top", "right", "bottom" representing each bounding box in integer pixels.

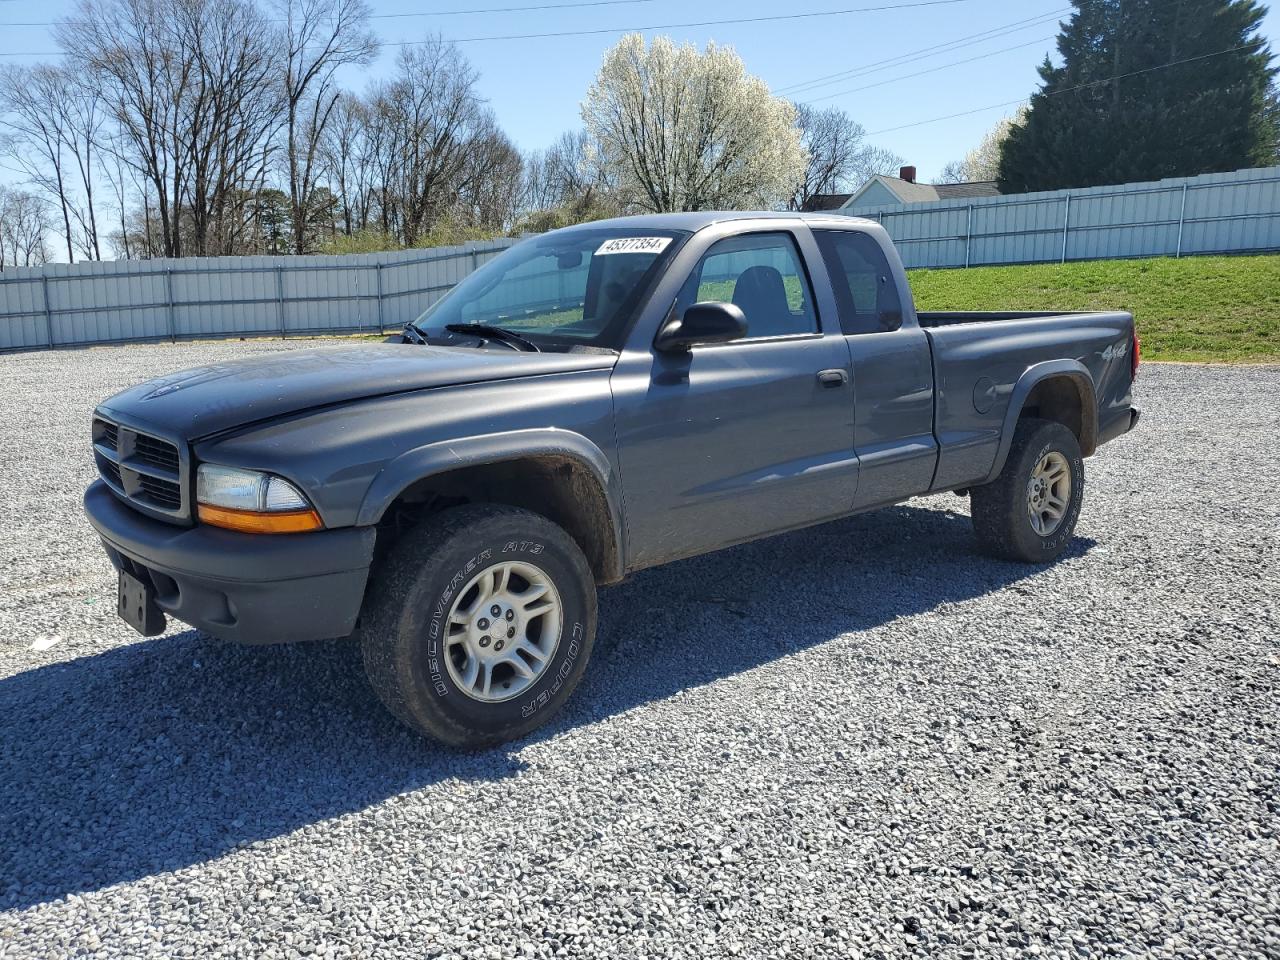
[{"left": 0, "top": 341, "right": 1277, "bottom": 959}]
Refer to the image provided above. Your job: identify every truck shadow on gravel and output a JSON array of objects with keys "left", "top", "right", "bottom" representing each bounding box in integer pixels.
[{"left": 0, "top": 503, "right": 1093, "bottom": 911}]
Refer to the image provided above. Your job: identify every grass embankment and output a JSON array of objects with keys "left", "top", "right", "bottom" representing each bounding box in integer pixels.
[{"left": 908, "top": 254, "right": 1280, "bottom": 364}]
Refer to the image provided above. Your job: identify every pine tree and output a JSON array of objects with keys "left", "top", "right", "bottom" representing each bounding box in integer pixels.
[{"left": 999, "top": 0, "right": 1279, "bottom": 192}]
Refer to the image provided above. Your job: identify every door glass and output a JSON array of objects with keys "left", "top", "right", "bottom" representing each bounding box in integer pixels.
[
  {"left": 814, "top": 230, "right": 904, "bottom": 335},
  {"left": 682, "top": 232, "right": 818, "bottom": 339}
]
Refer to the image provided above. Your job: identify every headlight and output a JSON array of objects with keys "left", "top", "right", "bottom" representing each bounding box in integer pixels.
[{"left": 195, "top": 465, "right": 323, "bottom": 534}]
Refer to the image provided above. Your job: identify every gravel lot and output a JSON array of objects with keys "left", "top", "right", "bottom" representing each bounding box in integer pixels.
[{"left": 0, "top": 341, "right": 1277, "bottom": 960}]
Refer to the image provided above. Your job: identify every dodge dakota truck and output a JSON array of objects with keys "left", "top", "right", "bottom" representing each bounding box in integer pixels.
[{"left": 85, "top": 212, "right": 1140, "bottom": 746}]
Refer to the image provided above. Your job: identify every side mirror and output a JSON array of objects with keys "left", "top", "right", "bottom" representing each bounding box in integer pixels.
[{"left": 655, "top": 302, "right": 748, "bottom": 352}]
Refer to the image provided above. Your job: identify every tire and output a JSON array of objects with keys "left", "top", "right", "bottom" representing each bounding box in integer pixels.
[
  {"left": 970, "top": 418, "right": 1085, "bottom": 563},
  {"left": 361, "top": 503, "right": 597, "bottom": 748}
]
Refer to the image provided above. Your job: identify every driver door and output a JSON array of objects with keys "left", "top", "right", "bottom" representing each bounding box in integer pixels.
[{"left": 611, "top": 230, "right": 858, "bottom": 570}]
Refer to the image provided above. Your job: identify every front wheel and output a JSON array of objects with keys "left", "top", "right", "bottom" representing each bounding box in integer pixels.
[
  {"left": 970, "top": 418, "right": 1085, "bottom": 563},
  {"left": 361, "top": 504, "right": 597, "bottom": 747}
]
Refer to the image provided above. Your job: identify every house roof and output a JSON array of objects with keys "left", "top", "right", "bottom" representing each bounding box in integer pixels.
[
  {"left": 934, "top": 181, "right": 1002, "bottom": 200},
  {"left": 799, "top": 193, "right": 853, "bottom": 212},
  {"left": 842, "top": 175, "right": 1002, "bottom": 208}
]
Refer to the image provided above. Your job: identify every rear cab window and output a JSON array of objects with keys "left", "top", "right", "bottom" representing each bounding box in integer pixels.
[{"left": 814, "top": 229, "right": 904, "bottom": 335}]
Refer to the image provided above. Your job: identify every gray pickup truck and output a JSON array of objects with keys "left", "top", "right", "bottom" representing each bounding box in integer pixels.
[{"left": 85, "top": 212, "right": 1140, "bottom": 746}]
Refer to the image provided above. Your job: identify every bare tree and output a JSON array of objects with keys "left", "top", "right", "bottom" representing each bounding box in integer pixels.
[
  {"left": 370, "top": 36, "right": 487, "bottom": 246},
  {"left": 61, "top": 75, "right": 106, "bottom": 260},
  {"left": 0, "top": 64, "right": 104, "bottom": 261},
  {"left": 179, "top": 0, "right": 282, "bottom": 255},
  {"left": 0, "top": 187, "right": 53, "bottom": 268},
  {"left": 523, "top": 129, "right": 612, "bottom": 212},
  {"left": 935, "top": 159, "right": 969, "bottom": 185},
  {"left": 2, "top": 7, "right": 517, "bottom": 261},
  {"left": 454, "top": 118, "right": 524, "bottom": 230},
  {"left": 320, "top": 94, "right": 375, "bottom": 236},
  {"left": 790, "top": 103, "right": 901, "bottom": 210},
  {"left": 99, "top": 135, "right": 135, "bottom": 259},
  {"left": 275, "top": 0, "right": 377, "bottom": 253},
  {"left": 59, "top": 0, "right": 282, "bottom": 257}
]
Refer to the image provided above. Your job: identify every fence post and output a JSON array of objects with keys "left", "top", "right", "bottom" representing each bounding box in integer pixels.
[
  {"left": 1061, "top": 194, "right": 1072, "bottom": 264},
  {"left": 275, "top": 265, "right": 286, "bottom": 339},
  {"left": 164, "top": 268, "right": 177, "bottom": 342},
  {"left": 1175, "top": 184, "right": 1189, "bottom": 258},
  {"left": 375, "top": 262, "right": 385, "bottom": 333},
  {"left": 965, "top": 205, "right": 974, "bottom": 269},
  {"left": 469, "top": 248, "right": 480, "bottom": 273},
  {"left": 40, "top": 275, "right": 54, "bottom": 348}
]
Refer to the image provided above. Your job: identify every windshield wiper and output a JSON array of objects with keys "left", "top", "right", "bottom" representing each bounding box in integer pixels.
[
  {"left": 444, "top": 322, "right": 541, "bottom": 353},
  {"left": 401, "top": 322, "right": 428, "bottom": 345}
]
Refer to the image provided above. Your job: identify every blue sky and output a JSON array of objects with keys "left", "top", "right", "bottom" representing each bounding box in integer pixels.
[{"left": 2, "top": 0, "right": 1278, "bottom": 185}]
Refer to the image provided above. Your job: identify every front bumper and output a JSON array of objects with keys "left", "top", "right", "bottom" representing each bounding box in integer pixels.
[{"left": 84, "top": 480, "right": 376, "bottom": 644}]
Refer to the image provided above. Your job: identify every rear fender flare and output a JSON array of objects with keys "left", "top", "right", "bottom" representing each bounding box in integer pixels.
[{"left": 984, "top": 360, "right": 1097, "bottom": 484}]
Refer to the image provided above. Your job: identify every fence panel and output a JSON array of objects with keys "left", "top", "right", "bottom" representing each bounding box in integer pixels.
[
  {"left": 5, "top": 167, "right": 1279, "bottom": 352},
  {"left": 846, "top": 165, "right": 1280, "bottom": 270},
  {"left": 0, "top": 237, "right": 520, "bottom": 353}
]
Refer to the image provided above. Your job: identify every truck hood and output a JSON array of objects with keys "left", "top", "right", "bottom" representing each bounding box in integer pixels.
[{"left": 98, "top": 343, "right": 617, "bottom": 440}]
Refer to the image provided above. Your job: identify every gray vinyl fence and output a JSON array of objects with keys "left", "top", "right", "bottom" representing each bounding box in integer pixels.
[
  {"left": 0, "top": 238, "right": 519, "bottom": 353},
  {"left": 841, "top": 165, "right": 1280, "bottom": 270},
  {"left": 6, "top": 164, "right": 1280, "bottom": 352}
]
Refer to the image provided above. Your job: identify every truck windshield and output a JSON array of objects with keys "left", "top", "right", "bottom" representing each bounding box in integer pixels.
[{"left": 411, "top": 227, "right": 688, "bottom": 350}]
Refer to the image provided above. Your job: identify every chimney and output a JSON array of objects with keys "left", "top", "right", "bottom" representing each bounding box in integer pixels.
[{"left": 899, "top": 165, "right": 917, "bottom": 184}]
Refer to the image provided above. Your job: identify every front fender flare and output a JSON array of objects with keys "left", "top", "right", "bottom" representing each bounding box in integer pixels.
[
  {"left": 356, "top": 428, "right": 626, "bottom": 574},
  {"left": 984, "top": 360, "right": 1097, "bottom": 484}
]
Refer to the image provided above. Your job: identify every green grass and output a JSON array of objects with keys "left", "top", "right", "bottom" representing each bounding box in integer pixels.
[{"left": 908, "top": 254, "right": 1280, "bottom": 364}]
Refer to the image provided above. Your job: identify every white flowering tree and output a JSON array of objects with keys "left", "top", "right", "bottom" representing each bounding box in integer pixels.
[
  {"left": 938, "top": 107, "right": 1029, "bottom": 184},
  {"left": 581, "top": 34, "right": 808, "bottom": 212}
]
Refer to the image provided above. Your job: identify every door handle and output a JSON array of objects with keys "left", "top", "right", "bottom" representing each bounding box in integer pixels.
[{"left": 817, "top": 369, "right": 849, "bottom": 388}]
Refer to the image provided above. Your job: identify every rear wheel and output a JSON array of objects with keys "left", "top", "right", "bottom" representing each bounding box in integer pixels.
[
  {"left": 970, "top": 418, "right": 1084, "bottom": 563},
  {"left": 361, "top": 503, "right": 596, "bottom": 747}
]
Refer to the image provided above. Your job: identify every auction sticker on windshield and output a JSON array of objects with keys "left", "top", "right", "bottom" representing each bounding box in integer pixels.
[{"left": 596, "top": 237, "right": 672, "bottom": 256}]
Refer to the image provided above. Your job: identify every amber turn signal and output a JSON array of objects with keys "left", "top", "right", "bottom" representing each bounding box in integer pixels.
[{"left": 197, "top": 503, "right": 323, "bottom": 534}]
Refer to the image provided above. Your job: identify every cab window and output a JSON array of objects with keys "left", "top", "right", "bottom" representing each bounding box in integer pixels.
[
  {"left": 679, "top": 232, "right": 818, "bottom": 340},
  {"left": 814, "top": 230, "right": 904, "bottom": 335}
]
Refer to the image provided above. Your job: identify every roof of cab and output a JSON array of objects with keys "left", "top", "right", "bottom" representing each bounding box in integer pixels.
[{"left": 554, "top": 211, "right": 880, "bottom": 233}]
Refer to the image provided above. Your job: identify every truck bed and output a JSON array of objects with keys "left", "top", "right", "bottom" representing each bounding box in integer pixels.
[
  {"left": 917, "top": 311, "right": 1092, "bottom": 329},
  {"left": 917, "top": 307, "right": 1136, "bottom": 491}
]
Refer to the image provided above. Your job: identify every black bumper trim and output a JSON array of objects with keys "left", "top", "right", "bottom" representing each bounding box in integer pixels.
[
  {"left": 1099, "top": 406, "right": 1141, "bottom": 446},
  {"left": 85, "top": 480, "right": 376, "bottom": 644}
]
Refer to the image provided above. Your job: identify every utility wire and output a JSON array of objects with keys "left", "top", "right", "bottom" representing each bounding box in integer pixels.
[
  {"left": 375, "top": 0, "right": 659, "bottom": 20},
  {"left": 0, "top": 0, "right": 663, "bottom": 27},
  {"left": 801, "top": 34, "right": 1057, "bottom": 103},
  {"left": 386, "top": 0, "right": 986, "bottom": 45},
  {"left": 0, "top": 0, "right": 989, "bottom": 55},
  {"left": 0, "top": 0, "right": 982, "bottom": 43},
  {"left": 774, "top": 8, "right": 1069, "bottom": 95},
  {"left": 865, "top": 41, "right": 1264, "bottom": 135}
]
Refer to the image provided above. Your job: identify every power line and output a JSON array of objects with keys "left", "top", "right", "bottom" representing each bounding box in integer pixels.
[
  {"left": 376, "top": 0, "right": 659, "bottom": 20},
  {"left": 0, "top": 0, "right": 664, "bottom": 27},
  {"left": 0, "top": 0, "right": 990, "bottom": 55},
  {"left": 774, "top": 8, "right": 1068, "bottom": 96},
  {"left": 384, "top": 0, "right": 987, "bottom": 45},
  {"left": 865, "top": 41, "right": 1264, "bottom": 135},
  {"left": 801, "top": 33, "right": 1056, "bottom": 104}
]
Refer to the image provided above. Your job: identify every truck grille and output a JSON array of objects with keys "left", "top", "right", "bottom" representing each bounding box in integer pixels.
[{"left": 93, "top": 416, "right": 189, "bottom": 522}]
